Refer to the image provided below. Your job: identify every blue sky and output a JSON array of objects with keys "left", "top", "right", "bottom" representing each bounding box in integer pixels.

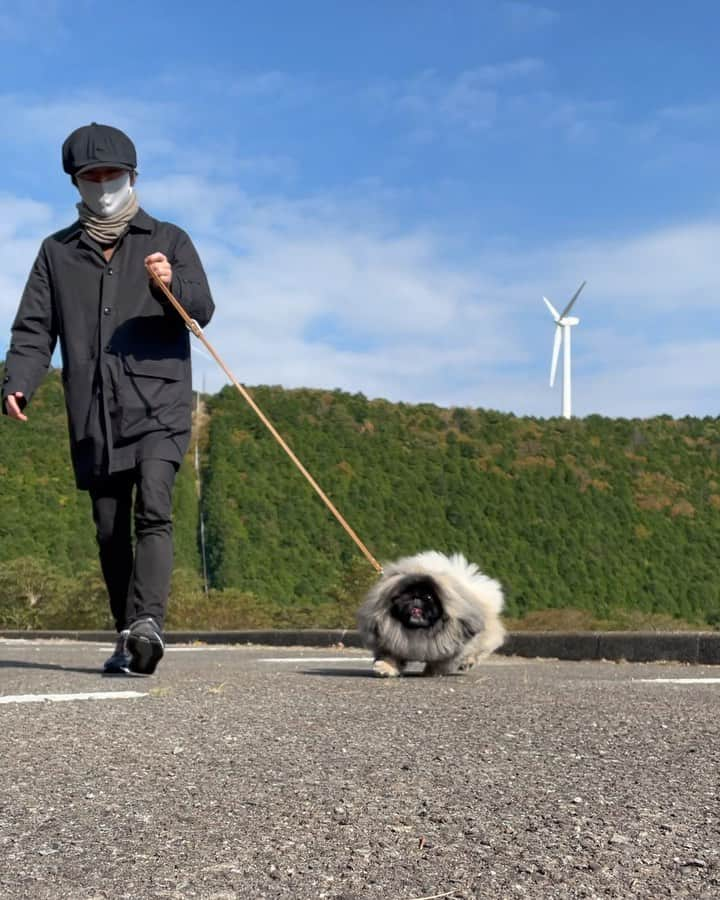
[{"left": 1, "top": 0, "right": 719, "bottom": 417}]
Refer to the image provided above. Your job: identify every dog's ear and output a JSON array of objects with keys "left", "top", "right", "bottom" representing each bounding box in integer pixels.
[{"left": 459, "top": 605, "right": 487, "bottom": 639}]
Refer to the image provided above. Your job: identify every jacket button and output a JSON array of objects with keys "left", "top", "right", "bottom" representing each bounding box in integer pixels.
[
  {"left": 104, "top": 345, "right": 111, "bottom": 352},
  {"left": 107, "top": 267, "right": 113, "bottom": 275},
  {"left": 103, "top": 307, "right": 111, "bottom": 315}
]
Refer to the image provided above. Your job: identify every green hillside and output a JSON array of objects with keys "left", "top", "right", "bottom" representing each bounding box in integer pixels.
[
  {"left": 0, "top": 367, "right": 199, "bottom": 628},
  {"left": 204, "top": 386, "right": 720, "bottom": 624},
  {"left": 2, "top": 366, "right": 719, "bottom": 630}
]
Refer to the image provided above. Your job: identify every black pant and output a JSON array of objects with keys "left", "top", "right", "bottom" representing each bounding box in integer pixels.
[{"left": 89, "top": 459, "right": 178, "bottom": 633}]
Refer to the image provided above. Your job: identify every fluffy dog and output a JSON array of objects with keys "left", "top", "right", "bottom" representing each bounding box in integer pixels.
[{"left": 357, "top": 551, "right": 505, "bottom": 677}]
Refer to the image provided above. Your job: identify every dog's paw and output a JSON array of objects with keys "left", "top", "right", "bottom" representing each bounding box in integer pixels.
[
  {"left": 456, "top": 655, "right": 478, "bottom": 673},
  {"left": 422, "top": 660, "right": 457, "bottom": 677},
  {"left": 373, "top": 659, "right": 402, "bottom": 678}
]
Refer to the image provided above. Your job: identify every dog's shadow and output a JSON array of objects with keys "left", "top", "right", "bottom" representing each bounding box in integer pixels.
[
  {"left": 301, "top": 666, "right": 454, "bottom": 679},
  {"left": 302, "top": 668, "right": 376, "bottom": 678}
]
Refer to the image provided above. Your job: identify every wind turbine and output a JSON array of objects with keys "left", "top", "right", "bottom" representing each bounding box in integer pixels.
[{"left": 543, "top": 281, "right": 586, "bottom": 419}]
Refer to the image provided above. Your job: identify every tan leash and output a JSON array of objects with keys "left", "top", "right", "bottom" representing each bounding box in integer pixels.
[{"left": 146, "top": 265, "right": 383, "bottom": 574}]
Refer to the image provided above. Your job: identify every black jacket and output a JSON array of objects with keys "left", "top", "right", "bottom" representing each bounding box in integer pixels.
[{"left": 2, "top": 208, "right": 215, "bottom": 489}]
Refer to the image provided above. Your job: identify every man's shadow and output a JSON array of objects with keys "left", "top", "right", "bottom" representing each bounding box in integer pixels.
[{"left": 0, "top": 660, "right": 101, "bottom": 675}]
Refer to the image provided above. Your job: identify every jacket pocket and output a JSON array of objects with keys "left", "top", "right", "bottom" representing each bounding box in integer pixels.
[
  {"left": 122, "top": 355, "right": 185, "bottom": 381},
  {"left": 61, "top": 359, "right": 99, "bottom": 436},
  {"left": 117, "top": 355, "right": 190, "bottom": 437}
]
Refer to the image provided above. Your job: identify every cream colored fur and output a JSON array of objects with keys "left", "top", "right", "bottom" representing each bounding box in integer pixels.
[{"left": 357, "top": 551, "right": 505, "bottom": 677}]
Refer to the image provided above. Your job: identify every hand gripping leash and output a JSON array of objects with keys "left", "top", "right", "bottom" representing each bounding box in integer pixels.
[{"left": 146, "top": 264, "right": 383, "bottom": 574}]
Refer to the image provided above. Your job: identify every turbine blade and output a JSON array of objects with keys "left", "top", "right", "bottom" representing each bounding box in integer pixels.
[
  {"left": 560, "top": 280, "right": 587, "bottom": 318},
  {"left": 550, "top": 325, "right": 562, "bottom": 387},
  {"left": 543, "top": 296, "right": 560, "bottom": 320}
]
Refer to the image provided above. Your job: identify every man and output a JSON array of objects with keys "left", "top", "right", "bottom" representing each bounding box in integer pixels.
[{"left": 2, "top": 123, "right": 215, "bottom": 675}]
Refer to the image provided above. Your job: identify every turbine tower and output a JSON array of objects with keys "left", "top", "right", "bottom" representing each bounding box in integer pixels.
[{"left": 543, "top": 281, "right": 586, "bottom": 419}]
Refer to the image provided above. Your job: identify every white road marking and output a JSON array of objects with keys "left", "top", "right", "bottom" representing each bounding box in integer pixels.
[
  {"left": 259, "top": 657, "right": 373, "bottom": 663},
  {"left": 0, "top": 691, "right": 146, "bottom": 705},
  {"left": 94, "top": 646, "right": 230, "bottom": 654},
  {"left": 1, "top": 640, "right": 365, "bottom": 658},
  {"left": 0, "top": 642, "right": 365, "bottom": 657},
  {"left": 637, "top": 678, "right": 720, "bottom": 684}
]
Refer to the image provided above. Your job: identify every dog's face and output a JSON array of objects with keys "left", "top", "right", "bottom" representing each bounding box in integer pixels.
[{"left": 389, "top": 576, "right": 444, "bottom": 629}]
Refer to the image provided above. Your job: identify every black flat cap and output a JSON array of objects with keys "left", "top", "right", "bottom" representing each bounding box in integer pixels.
[{"left": 62, "top": 122, "right": 137, "bottom": 176}]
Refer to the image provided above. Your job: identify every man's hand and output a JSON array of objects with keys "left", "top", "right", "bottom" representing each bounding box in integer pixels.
[
  {"left": 145, "top": 252, "right": 173, "bottom": 287},
  {"left": 5, "top": 392, "right": 27, "bottom": 422}
]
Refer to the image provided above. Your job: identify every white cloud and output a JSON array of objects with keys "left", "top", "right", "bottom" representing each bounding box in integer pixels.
[
  {"left": 473, "top": 58, "right": 547, "bottom": 84},
  {"left": 143, "top": 175, "right": 521, "bottom": 401},
  {"left": 365, "top": 62, "right": 637, "bottom": 150},
  {"left": 0, "top": 90, "right": 298, "bottom": 189},
  {"left": 0, "top": 0, "right": 76, "bottom": 43},
  {"left": 140, "top": 173, "right": 720, "bottom": 417},
  {"left": 2, "top": 172, "right": 719, "bottom": 419},
  {"left": 364, "top": 58, "right": 546, "bottom": 139},
  {"left": 574, "top": 339, "right": 720, "bottom": 418},
  {"left": 0, "top": 93, "right": 180, "bottom": 153},
  {"left": 400, "top": 75, "right": 498, "bottom": 134},
  {"left": 504, "top": 221, "right": 720, "bottom": 315},
  {"left": 0, "top": 195, "right": 58, "bottom": 321},
  {"left": 656, "top": 102, "right": 720, "bottom": 128},
  {"left": 502, "top": 2, "right": 558, "bottom": 30}
]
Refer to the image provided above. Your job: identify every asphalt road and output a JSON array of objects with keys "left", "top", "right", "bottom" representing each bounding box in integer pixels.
[{"left": 0, "top": 639, "right": 718, "bottom": 899}]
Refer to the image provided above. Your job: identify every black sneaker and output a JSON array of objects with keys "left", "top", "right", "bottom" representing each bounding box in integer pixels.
[
  {"left": 103, "top": 630, "right": 132, "bottom": 675},
  {"left": 127, "top": 617, "right": 165, "bottom": 675}
]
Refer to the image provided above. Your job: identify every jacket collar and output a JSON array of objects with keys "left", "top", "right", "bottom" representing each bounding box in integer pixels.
[{"left": 127, "top": 208, "right": 155, "bottom": 234}]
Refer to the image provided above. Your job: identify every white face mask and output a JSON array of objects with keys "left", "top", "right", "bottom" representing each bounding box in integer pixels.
[{"left": 76, "top": 172, "right": 133, "bottom": 218}]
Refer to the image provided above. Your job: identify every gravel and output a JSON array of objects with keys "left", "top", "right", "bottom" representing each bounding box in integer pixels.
[{"left": 0, "top": 642, "right": 718, "bottom": 899}]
